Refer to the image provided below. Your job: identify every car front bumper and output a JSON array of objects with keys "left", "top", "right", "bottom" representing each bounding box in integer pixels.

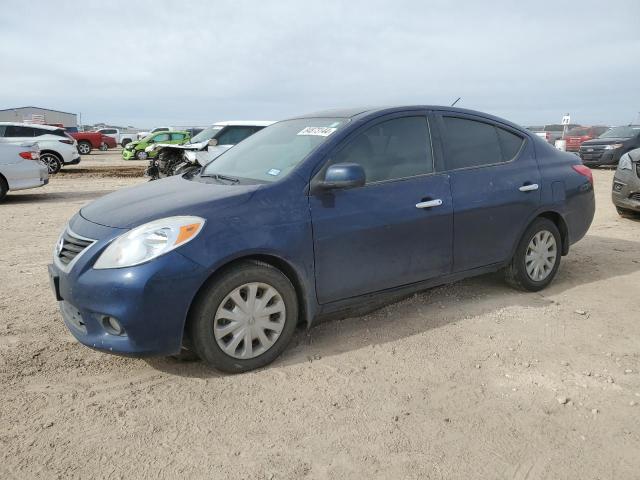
[
  {"left": 48, "top": 216, "right": 209, "bottom": 357},
  {"left": 580, "top": 148, "right": 622, "bottom": 166},
  {"left": 612, "top": 167, "right": 640, "bottom": 212},
  {"left": 122, "top": 149, "right": 136, "bottom": 160}
]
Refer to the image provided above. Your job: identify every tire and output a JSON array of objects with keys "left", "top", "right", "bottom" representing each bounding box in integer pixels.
[
  {"left": 136, "top": 150, "right": 148, "bottom": 160},
  {"left": 121, "top": 139, "right": 131, "bottom": 148},
  {"left": 504, "top": 218, "right": 562, "bottom": 292},
  {"left": 616, "top": 206, "right": 639, "bottom": 218},
  {"left": 40, "top": 152, "right": 62, "bottom": 174},
  {"left": 99, "top": 142, "right": 108, "bottom": 151},
  {"left": 0, "top": 175, "right": 8, "bottom": 203},
  {"left": 77, "top": 141, "right": 92, "bottom": 155},
  {"left": 189, "top": 260, "right": 299, "bottom": 373}
]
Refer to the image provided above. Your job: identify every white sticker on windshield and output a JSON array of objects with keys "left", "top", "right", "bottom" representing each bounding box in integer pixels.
[
  {"left": 267, "top": 168, "right": 281, "bottom": 176},
  {"left": 297, "top": 127, "right": 337, "bottom": 137}
]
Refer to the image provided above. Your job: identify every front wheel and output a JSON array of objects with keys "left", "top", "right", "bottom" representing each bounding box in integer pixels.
[
  {"left": 189, "top": 261, "right": 298, "bottom": 373},
  {"left": 504, "top": 218, "right": 561, "bottom": 291},
  {"left": 616, "top": 206, "right": 638, "bottom": 219},
  {"left": 136, "top": 150, "right": 148, "bottom": 160}
]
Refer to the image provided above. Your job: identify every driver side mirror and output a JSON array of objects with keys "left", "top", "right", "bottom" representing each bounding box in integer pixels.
[
  {"left": 208, "top": 138, "right": 218, "bottom": 147},
  {"left": 318, "top": 163, "right": 366, "bottom": 190}
]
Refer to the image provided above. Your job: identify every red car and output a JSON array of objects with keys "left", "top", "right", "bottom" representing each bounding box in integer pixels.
[
  {"left": 564, "top": 126, "right": 609, "bottom": 152},
  {"left": 68, "top": 131, "right": 117, "bottom": 155}
]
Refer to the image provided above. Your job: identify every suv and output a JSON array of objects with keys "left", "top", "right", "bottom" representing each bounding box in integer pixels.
[
  {"left": 49, "top": 106, "right": 595, "bottom": 373},
  {"left": 122, "top": 131, "right": 190, "bottom": 160},
  {"left": 0, "top": 122, "right": 80, "bottom": 174},
  {"left": 579, "top": 125, "right": 640, "bottom": 167}
]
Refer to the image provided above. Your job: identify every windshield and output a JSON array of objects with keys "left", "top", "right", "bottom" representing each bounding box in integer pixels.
[
  {"left": 599, "top": 126, "right": 640, "bottom": 138},
  {"left": 201, "top": 118, "right": 348, "bottom": 183},
  {"left": 566, "top": 127, "right": 589, "bottom": 136},
  {"left": 190, "top": 125, "right": 224, "bottom": 144}
]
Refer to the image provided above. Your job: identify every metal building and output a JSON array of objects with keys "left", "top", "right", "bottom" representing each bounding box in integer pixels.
[{"left": 0, "top": 106, "right": 78, "bottom": 128}]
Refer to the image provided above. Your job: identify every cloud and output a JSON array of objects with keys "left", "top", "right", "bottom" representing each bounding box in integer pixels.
[{"left": 1, "top": 0, "right": 638, "bottom": 127}]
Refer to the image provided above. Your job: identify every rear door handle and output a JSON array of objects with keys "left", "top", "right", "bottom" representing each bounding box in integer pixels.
[
  {"left": 416, "top": 199, "right": 443, "bottom": 209},
  {"left": 519, "top": 183, "right": 539, "bottom": 192}
]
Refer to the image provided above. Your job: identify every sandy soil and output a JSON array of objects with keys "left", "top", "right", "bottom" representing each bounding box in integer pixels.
[{"left": 1, "top": 151, "right": 639, "bottom": 479}]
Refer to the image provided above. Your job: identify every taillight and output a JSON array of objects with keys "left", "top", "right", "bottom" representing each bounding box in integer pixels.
[
  {"left": 59, "top": 139, "right": 74, "bottom": 145},
  {"left": 572, "top": 164, "right": 593, "bottom": 185},
  {"left": 19, "top": 151, "right": 40, "bottom": 160}
]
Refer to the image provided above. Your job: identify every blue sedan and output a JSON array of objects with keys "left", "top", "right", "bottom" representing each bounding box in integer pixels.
[{"left": 48, "top": 106, "right": 595, "bottom": 372}]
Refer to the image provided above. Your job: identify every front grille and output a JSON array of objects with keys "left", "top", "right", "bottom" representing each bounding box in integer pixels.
[
  {"left": 630, "top": 192, "right": 640, "bottom": 202},
  {"left": 60, "top": 301, "right": 87, "bottom": 333},
  {"left": 580, "top": 145, "right": 606, "bottom": 153},
  {"left": 57, "top": 229, "right": 94, "bottom": 266}
]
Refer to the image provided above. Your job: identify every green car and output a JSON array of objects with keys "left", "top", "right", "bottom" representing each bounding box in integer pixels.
[{"left": 122, "top": 131, "right": 190, "bottom": 160}]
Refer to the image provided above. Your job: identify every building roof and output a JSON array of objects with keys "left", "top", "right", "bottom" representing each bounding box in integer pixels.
[
  {"left": 0, "top": 122, "right": 60, "bottom": 130},
  {"left": 0, "top": 106, "right": 77, "bottom": 116}
]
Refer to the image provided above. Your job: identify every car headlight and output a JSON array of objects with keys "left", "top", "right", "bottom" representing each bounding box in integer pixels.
[
  {"left": 618, "top": 154, "right": 632, "bottom": 170},
  {"left": 94, "top": 216, "right": 205, "bottom": 269},
  {"left": 604, "top": 143, "right": 624, "bottom": 150}
]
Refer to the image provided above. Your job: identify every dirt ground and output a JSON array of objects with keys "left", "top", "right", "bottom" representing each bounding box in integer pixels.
[{"left": 1, "top": 150, "right": 639, "bottom": 479}]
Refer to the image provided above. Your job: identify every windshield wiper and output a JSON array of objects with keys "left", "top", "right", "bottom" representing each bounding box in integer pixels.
[{"left": 201, "top": 173, "right": 240, "bottom": 184}]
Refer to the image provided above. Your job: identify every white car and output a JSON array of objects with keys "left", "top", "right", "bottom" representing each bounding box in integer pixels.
[
  {"left": 95, "top": 128, "right": 138, "bottom": 147},
  {"left": 137, "top": 126, "right": 175, "bottom": 140},
  {"left": 144, "top": 121, "right": 275, "bottom": 179},
  {"left": 0, "top": 142, "right": 49, "bottom": 202},
  {"left": 0, "top": 122, "right": 80, "bottom": 174}
]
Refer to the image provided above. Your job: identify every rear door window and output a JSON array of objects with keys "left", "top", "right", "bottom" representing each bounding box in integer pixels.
[
  {"left": 442, "top": 116, "right": 524, "bottom": 169},
  {"left": 4, "top": 125, "right": 36, "bottom": 137}
]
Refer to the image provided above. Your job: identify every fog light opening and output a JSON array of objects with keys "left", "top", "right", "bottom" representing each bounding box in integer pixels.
[{"left": 102, "top": 316, "right": 125, "bottom": 336}]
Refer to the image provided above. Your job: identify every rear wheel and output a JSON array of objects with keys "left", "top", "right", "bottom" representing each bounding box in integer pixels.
[
  {"left": 189, "top": 261, "right": 298, "bottom": 373},
  {"left": 77, "top": 141, "right": 92, "bottom": 155},
  {"left": 121, "top": 139, "right": 131, "bottom": 148},
  {"left": 505, "top": 218, "right": 561, "bottom": 291},
  {"left": 40, "top": 152, "right": 62, "bottom": 174}
]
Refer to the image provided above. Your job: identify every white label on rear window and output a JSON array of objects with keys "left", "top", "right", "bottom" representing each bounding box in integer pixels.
[
  {"left": 267, "top": 168, "right": 281, "bottom": 176},
  {"left": 297, "top": 127, "right": 337, "bottom": 137}
]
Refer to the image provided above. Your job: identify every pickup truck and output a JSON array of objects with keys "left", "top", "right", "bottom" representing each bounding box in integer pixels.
[
  {"left": 564, "top": 125, "right": 609, "bottom": 152},
  {"left": 96, "top": 128, "right": 138, "bottom": 147},
  {"left": 528, "top": 124, "right": 579, "bottom": 144},
  {"left": 69, "top": 131, "right": 117, "bottom": 154}
]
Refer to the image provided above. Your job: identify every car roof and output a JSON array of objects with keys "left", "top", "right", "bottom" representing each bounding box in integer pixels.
[
  {"left": 0, "top": 122, "right": 60, "bottom": 131},
  {"left": 212, "top": 121, "right": 276, "bottom": 127},
  {"left": 286, "top": 106, "right": 527, "bottom": 131}
]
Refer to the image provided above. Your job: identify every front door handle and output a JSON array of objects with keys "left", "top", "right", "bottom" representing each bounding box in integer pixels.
[
  {"left": 519, "top": 183, "right": 539, "bottom": 192},
  {"left": 416, "top": 199, "right": 443, "bottom": 209}
]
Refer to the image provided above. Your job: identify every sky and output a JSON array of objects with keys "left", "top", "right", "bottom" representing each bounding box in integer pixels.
[{"left": 1, "top": 0, "right": 639, "bottom": 129}]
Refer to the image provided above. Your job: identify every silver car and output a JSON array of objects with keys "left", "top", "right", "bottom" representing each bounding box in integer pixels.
[
  {"left": 0, "top": 142, "right": 49, "bottom": 202},
  {"left": 612, "top": 147, "right": 640, "bottom": 217}
]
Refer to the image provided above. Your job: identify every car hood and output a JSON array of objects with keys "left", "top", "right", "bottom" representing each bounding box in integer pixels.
[
  {"left": 80, "top": 174, "right": 260, "bottom": 228},
  {"left": 581, "top": 137, "right": 630, "bottom": 146},
  {"left": 155, "top": 140, "right": 208, "bottom": 151}
]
